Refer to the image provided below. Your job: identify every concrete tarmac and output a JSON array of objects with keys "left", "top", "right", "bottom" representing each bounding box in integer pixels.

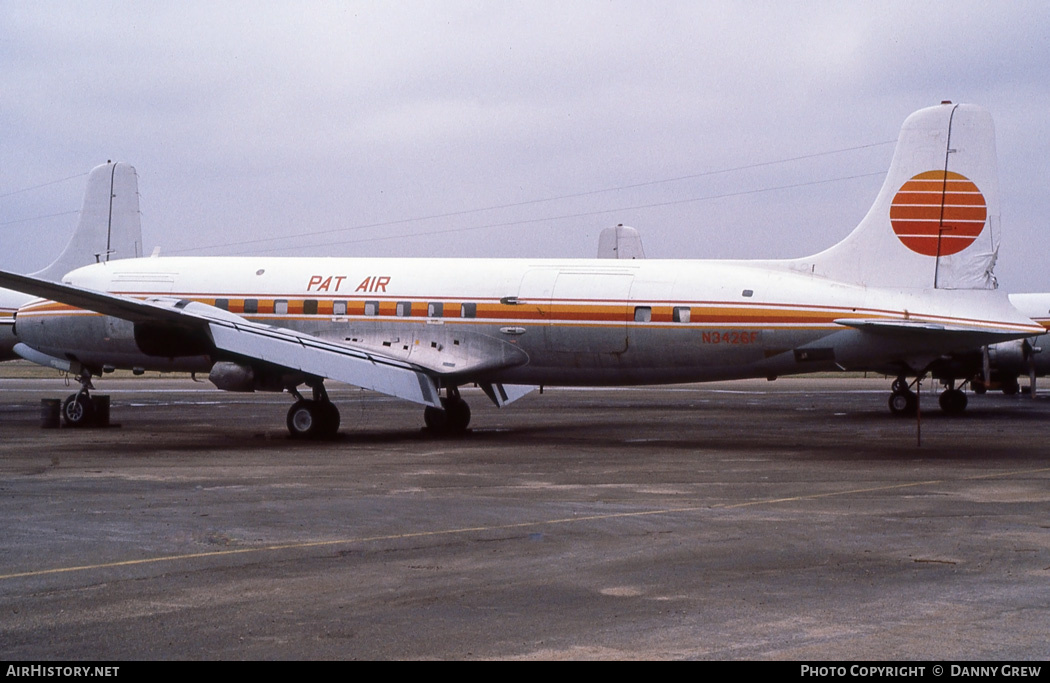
[{"left": 0, "top": 376, "right": 1048, "bottom": 660}]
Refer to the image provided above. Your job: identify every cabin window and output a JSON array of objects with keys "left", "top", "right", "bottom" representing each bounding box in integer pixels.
[
  {"left": 673, "top": 306, "right": 691, "bottom": 323},
  {"left": 634, "top": 306, "right": 652, "bottom": 323},
  {"left": 214, "top": 298, "right": 229, "bottom": 311},
  {"left": 396, "top": 301, "right": 412, "bottom": 317},
  {"left": 461, "top": 302, "right": 476, "bottom": 318},
  {"left": 274, "top": 300, "right": 288, "bottom": 315},
  {"left": 333, "top": 301, "right": 347, "bottom": 316},
  {"left": 427, "top": 302, "right": 443, "bottom": 317},
  {"left": 742, "top": 289, "right": 754, "bottom": 297},
  {"left": 243, "top": 299, "right": 258, "bottom": 314},
  {"left": 364, "top": 301, "right": 379, "bottom": 316},
  {"left": 303, "top": 300, "right": 318, "bottom": 315}
]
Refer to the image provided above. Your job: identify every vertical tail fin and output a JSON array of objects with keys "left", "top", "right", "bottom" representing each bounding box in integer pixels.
[
  {"left": 794, "top": 102, "right": 1000, "bottom": 290},
  {"left": 32, "top": 162, "right": 143, "bottom": 281},
  {"left": 597, "top": 224, "right": 646, "bottom": 259}
]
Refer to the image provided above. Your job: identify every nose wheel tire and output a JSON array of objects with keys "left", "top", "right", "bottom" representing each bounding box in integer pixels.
[{"left": 62, "top": 394, "right": 95, "bottom": 428}]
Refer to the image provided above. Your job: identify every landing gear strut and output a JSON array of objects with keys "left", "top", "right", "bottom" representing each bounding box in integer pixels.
[
  {"left": 888, "top": 374, "right": 970, "bottom": 417},
  {"left": 424, "top": 386, "right": 471, "bottom": 435},
  {"left": 286, "top": 382, "right": 340, "bottom": 439},
  {"left": 62, "top": 368, "right": 96, "bottom": 428},
  {"left": 888, "top": 375, "right": 917, "bottom": 417}
]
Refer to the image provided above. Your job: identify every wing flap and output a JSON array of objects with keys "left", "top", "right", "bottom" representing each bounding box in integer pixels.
[
  {"left": 207, "top": 321, "right": 440, "bottom": 407},
  {"left": 478, "top": 382, "right": 536, "bottom": 408}
]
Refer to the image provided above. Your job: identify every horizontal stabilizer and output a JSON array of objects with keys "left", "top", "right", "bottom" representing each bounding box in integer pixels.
[{"left": 834, "top": 317, "right": 1042, "bottom": 335}]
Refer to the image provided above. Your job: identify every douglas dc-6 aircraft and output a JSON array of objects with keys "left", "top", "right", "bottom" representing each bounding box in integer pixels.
[
  {"left": 0, "top": 162, "right": 142, "bottom": 361},
  {"left": 0, "top": 102, "right": 1044, "bottom": 437}
]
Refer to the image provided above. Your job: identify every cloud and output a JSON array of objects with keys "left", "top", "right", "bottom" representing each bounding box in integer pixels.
[{"left": 2, "top": 1, "right": 1048, "bottom": 290}]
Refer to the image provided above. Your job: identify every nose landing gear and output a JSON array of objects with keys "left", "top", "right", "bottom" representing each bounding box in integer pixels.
[{"left": 61, "top": 368, "right": 99, "bottom": 428}]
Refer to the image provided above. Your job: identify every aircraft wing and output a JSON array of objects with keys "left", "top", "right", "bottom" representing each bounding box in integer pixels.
[
  {"left": 203, "top": 314, "right": 442, "bottom": 407},
  {"left": 0, "top": 270, "right": 451, "bottom": 407}
]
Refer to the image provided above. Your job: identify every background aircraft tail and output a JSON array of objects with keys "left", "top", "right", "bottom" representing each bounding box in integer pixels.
[
  {"left": 32, "top": 161, "right": 143, "bottom": 281},
  {"left": 596, "top": 224, "right": 646, "bottom": 259},
  {"left": 791, "top": 102, "right": 1000, "bottom": 290}
]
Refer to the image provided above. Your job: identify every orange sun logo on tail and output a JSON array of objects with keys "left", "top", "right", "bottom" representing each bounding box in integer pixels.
[{"left": 889, "top": 171, "right": 987, "bottom": 256}]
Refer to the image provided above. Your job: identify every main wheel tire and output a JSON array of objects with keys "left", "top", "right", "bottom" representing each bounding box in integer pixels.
[
  {"left": 891, "top": 377, "right": 909, "bottom": 393},
  {"left": 62, "top": 393, "right": 95, "bottom": 428},
  {"left": 888, "top": 390, "right": 917, "bottom": 416},
  {"left": 939, "top": 388, "right": 968, "bottom": 415},
  {"left": 287, "top": 400, "right": 341, "bottom": 439},
  {"left": 423, "top": 405, "right": 447, "bottom": 431},
  {"left": 1002, "top": 378, "right": 1020, "bottom": 395},
  {"left": 318, "top": 400, "right": 340, "bottom": 437},
  {"left": 972, "top": 379, "right": 987, "bottom": 395},
  {"left": 423, "top": 397, "right": 471, "bottom": 434},
  {"left": 287, "top": 400, "right": 316, "bottom": 438},
  {"left": 444, "top": 397, "right": 471, "bottom": 432}
]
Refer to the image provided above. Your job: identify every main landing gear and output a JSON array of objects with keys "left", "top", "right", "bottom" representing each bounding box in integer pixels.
[
  {"left": 937, "top": 384, "right": 968, "bottom": 415},
  {"left": 286, "top": 382, "right": 340, "bottom": 439},
  {"left": 888, "top": 376, "right": 918, "bottom": 416},
  {"left": 423, "top": 386, "right": 471, "bottom": 435},
  {"left": 282, "top": 382, "right": 472, "bottom": 439},
  {"left": 887, "top": 375, "right": 968, "bottom": 416}
]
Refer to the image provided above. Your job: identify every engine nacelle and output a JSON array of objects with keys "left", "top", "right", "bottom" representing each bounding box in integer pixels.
[
  {"left": 988, "top": 339, "right": 1031, "bottom": 375},
  {"left": 134, "top": 321, "right": 213, "bottom": 357},
  {"left": 208, "top": 361, "right": 298, "bottom": 393},
  {"left": 14, "top": 296, "right": 221, "bottom": 373}
]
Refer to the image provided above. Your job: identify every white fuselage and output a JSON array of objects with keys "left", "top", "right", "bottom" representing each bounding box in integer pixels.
[{"left": 14, "top": 256, "right": 1039, "bottom": 386}]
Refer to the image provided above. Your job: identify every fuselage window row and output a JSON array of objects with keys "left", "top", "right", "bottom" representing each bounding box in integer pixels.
[{"left": 204, "top": 298, "right": 695, "bottom": 323}]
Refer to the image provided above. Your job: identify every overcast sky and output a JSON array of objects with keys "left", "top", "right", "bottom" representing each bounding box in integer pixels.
[{"left": 2, "top": 1, "right": 1048, "bottom": 291}]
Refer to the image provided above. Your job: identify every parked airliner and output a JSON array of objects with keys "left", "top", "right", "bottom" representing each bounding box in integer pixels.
[{"left": 0, "top": 103, "right": 1043, "bottom": 437}]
